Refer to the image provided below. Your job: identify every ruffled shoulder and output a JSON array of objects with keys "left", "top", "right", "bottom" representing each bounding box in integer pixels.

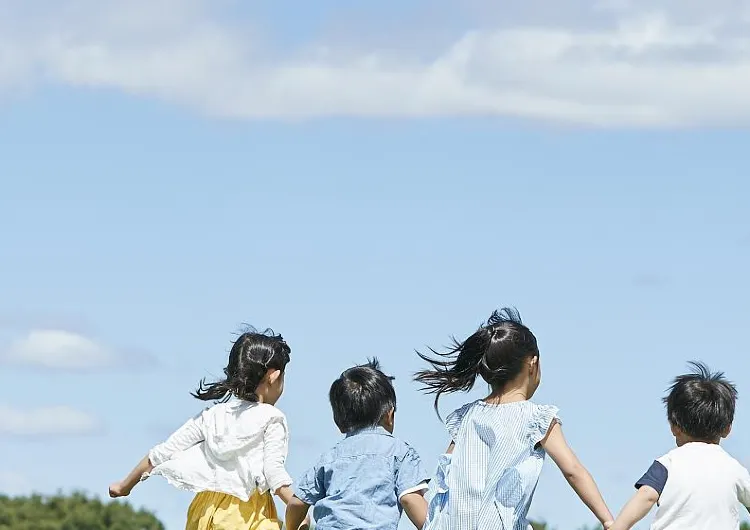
[
  {"left": 444, "top": 401, "right": 475, "bottom": 441},
  {"left": 528, "top": 403, "right": 560, "bottom": 446}
]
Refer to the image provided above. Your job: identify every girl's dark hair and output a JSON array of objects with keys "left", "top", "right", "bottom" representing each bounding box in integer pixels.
[
  {"left": 414, "top": 307, "right": 538, "bottom": 415},
  {"left": 192, "top": 327, "right": 291, "bottom": 403}
]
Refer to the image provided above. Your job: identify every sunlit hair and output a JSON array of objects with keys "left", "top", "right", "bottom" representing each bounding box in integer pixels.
[
  {"left": 664, "top": 361, "right": 737, "bottom": 441},
  {"left": 414, "top": 307, "right": 538, "bottom": 416},
  {"left": 329, "top": 358, "right": 397, "bottom": 433},
  {"left": 192, "top": 326, "right": 291, "bottom": 403}
]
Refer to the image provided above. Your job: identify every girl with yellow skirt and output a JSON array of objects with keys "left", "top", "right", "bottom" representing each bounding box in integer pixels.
[{"left": 108, "top": 327, "right": 308, "bottom": 530}]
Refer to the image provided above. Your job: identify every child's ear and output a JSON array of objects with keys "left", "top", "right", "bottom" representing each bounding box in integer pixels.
[
  {"left": 723, "top": 424, "right": 732, "bottom": 438},
  {"left": 266, "top": 368, "right": 282, "bottom": 384},
  {"left": 383, "top": 407, "right": 395, "bottom": 430}
]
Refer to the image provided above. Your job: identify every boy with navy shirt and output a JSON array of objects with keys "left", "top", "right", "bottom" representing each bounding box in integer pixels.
[
  {"left": 285, "top": 359, "right": 430, "bottom": 530},
  {"left": 611, "top": 362, "right": 750, "bottom": 530}
]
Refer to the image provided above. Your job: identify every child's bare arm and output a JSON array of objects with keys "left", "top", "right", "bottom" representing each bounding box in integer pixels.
[
  {"left": 274, "top": 485, "right": 294, "bottom": 504},
  {"left": 109, "top": 455, "right": 153, "bottom": 498},
  {"left": 541, "top": 421, "right": 613, "bottom": 526},
  {"left": 401, "top": 491, "right": 428, "bottom": 530},
  {"left": 285, "top": 496, "right": 310, "bottom": 530},
  {"left": 609, "top": 486, "right": 659, "bottom": 530}
]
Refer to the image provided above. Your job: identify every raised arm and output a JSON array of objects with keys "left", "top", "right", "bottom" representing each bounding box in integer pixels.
[
  {"left": 149, "top": 411, "right": 206, "bottom": 466},
  {"left": 541, "top": 421, "right": 613, "bottom": 526},
  {"left": 109, "top": 411, "right": 205, "bottom": 497},
  {"left": 109, "top": 455, "right": 154, "bottom": 498}
]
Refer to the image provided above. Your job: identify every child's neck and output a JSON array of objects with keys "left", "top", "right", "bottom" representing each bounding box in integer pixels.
[
  {"left": 485, "top": 383, "right": 529, "bottom": 404},
  {"left": 676, "top": 436, "right": 721, "bottom": 446}
]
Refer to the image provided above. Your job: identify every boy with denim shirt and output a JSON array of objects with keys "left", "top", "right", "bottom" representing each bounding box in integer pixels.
[
  {"left": 611, "top": 362, "right": 750, "bottom": 530},
  {"left": 286, "top": 359, "right": 430, "bottom": 530}
]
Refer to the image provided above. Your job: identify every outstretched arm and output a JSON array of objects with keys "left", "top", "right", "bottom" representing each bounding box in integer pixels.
[
  {"left": 109, "top": 412, "right": 205, "bottom": 498},
  {"left": 609, "top": 486, "right": 658, "bottom": 530},
  {"left": 109, "top": 455, "right": 153, "bottom": 498},
  {"left": 541, "top": 421, "right": 613, "bottom": 526}
]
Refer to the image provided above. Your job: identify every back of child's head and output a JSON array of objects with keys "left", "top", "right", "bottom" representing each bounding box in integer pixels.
[
  {"left": 329, "top": 358, "right": 396, "bottom": 433},
  {"left": 192, "top": 326, "right": 291, "bottom": 403},
  {"left": 414, "top": 307, "right": 538, "bottom": 413},
  {"left": 664, "top": 361, "right": 737, "bottom": 441}
]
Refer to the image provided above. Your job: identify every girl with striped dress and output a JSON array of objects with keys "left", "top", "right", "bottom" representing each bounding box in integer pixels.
[{"left": 414, "top": 308, "right": 613, "bottom": 530}]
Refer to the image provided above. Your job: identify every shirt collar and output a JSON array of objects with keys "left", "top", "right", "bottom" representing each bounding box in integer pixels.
[{"left": 344, "top": 425, "right": 392, "bottom": 438}]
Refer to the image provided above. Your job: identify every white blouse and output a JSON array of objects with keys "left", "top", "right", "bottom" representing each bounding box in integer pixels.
[{"left": 145, "top": 399, "right": 293, "bottom": 501}]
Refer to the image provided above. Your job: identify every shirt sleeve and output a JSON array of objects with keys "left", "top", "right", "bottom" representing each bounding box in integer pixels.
[
  {"left": 395, "top": 446, "right": 431, "bottom": 499},
  {"left": 635, "top": 460, "right": 669, "bottom": 497},
  {"left": 530, "top": 404, "right": 561, "bottom": 446},
  {"left": 148, "top": 411, "right": 206, "bottom": 466},
  {"left": 294, "top": 463, "right": 326, "bottom": 506},
  {"left": 737, "top": 465, "right": 750, "bottom": 507},
  {"left": 445, "top": 404, "right": 470, "bottom": 442},
  {"left": 263, "top": 417, "right": 293, "bottom": 493}
]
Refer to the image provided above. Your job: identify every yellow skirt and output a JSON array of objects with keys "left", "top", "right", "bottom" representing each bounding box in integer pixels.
[{"left": 185, "top": 491, "right": 281, "bottom": 530}]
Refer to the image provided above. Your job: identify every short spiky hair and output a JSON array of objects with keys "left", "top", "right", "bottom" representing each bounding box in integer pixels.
[
  {"left": 329, "top": 358, "right": 396, "bottom": 433},
  {"left": 664, "top": 361, "right": 738, "bottom": 441}
]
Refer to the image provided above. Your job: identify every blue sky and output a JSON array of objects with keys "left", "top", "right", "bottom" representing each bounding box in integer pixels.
[{"left": 1, "top": 2, "right": 750, "bottom": 530}]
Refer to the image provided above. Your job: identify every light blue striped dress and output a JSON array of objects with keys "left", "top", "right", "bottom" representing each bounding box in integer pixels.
[{"left": 425, "top": 400, "right": 560, "bottom": 530}]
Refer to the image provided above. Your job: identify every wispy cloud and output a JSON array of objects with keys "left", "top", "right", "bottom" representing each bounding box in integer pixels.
[
  {"left": 1, "top": 0, "right": 750, "bottom": 127},
  {"left": 0, "top": 405, "right": 101, "bottom": 437},
  {"left": 0, "top": 329, "right": 155, "bottom": 372}
]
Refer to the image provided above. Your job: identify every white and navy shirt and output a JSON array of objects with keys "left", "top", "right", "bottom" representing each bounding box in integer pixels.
[{"left": 636, "top": 442, "right": 750, "bottom": 530}]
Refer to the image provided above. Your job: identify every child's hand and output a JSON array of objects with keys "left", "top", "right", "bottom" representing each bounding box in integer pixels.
[
  {"left": 297, "top": 515, "right": 311, "bottom": 530},
  {"left": 603, "top": 520, "right": 614, "bottom": 529},
  {"left": 108, "top": 481, "right": 131, "bottom": 498}
]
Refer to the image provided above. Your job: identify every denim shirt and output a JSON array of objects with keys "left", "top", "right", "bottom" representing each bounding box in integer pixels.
[{"left": 295, "top": 426, "right": 430, "bottom": 530}]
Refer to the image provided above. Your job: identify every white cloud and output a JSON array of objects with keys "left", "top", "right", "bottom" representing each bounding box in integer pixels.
[
  {"left": 1, "top": 329, "right": 154, "bottom": 371},
  {"left": 0, "top": 405, "right": 100, "bottom": 437},
  {"left": 1, "top": 0, "right": 750, "bottom": 126},
  {"left": 3, "top": 329, "right": 116, "bottom": 370}
]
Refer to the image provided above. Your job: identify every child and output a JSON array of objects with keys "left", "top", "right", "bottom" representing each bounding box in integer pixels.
[
  {"left": 414, "top": 308, "right": 613, "bottom": 530},
  {"left": 610, "top": 362, "right": 750, "bottom": 530},
  {"left": 285, "top": 359, "right": 431, "bottom": 530},
  {"left": 109, "top": 328, "right": 308, "bottom": 530}
]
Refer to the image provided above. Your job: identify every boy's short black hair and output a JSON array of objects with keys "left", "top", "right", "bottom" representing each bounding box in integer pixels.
[
  {"left": 329, "top": 358, "right": 396, "bottom": 433},
  {"left": 664, "top": 361, "right": 738, "bottom": 441}
]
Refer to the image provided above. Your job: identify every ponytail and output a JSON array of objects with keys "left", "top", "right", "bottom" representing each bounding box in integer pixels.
[
  {"left": 414, "top": 307, "right": 538, "bottom": 416},
  {"left": 192, "top": 363, "right": 266, "bottom": 403},
  {"left": 192, "top": 327, "right": 291, "bottom": 403}
]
